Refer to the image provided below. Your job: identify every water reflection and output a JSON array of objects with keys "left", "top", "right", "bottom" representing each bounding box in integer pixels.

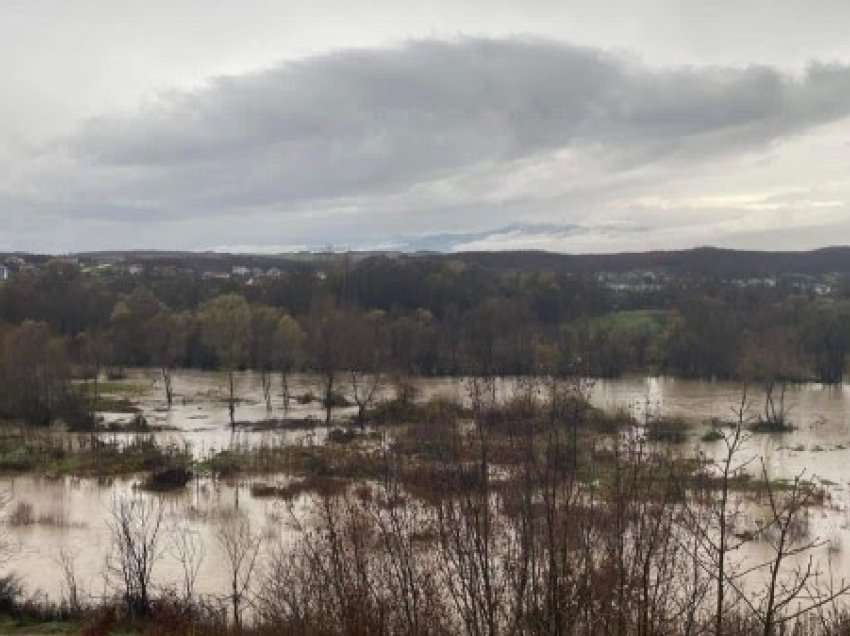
[{"left": 4, "top": 370, "right": 850, "bottom": 603}]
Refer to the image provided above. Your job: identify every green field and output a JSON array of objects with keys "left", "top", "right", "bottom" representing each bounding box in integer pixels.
[{"left": 588, "top": 309, "right": 672, "bottom": 333}]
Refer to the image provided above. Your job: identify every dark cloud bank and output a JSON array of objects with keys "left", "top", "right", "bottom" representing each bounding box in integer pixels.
[{"left": 11, "top": 37, "right": 850, "bottom": 250}]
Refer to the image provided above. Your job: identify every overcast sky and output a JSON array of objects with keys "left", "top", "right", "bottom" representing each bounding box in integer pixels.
[{"left": 2, "top": 0, "right": 850, "bottom": 254}]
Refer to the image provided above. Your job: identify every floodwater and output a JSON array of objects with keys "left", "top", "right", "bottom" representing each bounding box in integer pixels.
[{"left": 4, "top": 370, "right": 850, "bottom": 605}]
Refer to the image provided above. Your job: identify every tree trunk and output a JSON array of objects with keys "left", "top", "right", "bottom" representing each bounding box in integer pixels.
[
  {"left": 261, "top": 370, "right": 272, "bottom": 412},
  {"left": 162, "top": 367, "right": 173, "bottom": 408},
  {"left": 232, "top": 588, "right": 241, "bottom": 630},
  {"left": 281, "top": 372, "right": 289, "bottom": 412},
  {"left": 228, "top": 370, "right": 236, "bottom": 427},
  {"left": 324, "top": 373, "right": 334, "bottom": 426},
  {"left": 357, "top": 402, "right": 366, "bottom": 430}
]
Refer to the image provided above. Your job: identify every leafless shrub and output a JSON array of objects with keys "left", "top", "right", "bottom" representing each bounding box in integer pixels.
[
  {"left": 7, "top": 501, "right": 34, "bottom": 527},
  {"left": 105, "top": 494, "right": 165, "bottom": 617},
  {"left": 55, "top": 546, "right": 85, "bottom": 614},
  {"left": 216, "top": 513, "right": 263, "bottom": 629},
  {"left": 170, "top": 522, "right": 205, "bottom": 604}
]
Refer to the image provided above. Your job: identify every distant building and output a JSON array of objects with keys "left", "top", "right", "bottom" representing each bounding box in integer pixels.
[
  {"left": 128, "top": 264, "right": 144, "bottom": 276},
  {"left": 0, "top": 265, "right": 9, "bottom": 281},
  {"left": 732, "top": 277, "right": 777, "bottom": 288},
  {"left": 202, "top": 271, "right": 230, "bottom": 280},
  {"left": 232, "top": 265, "right": 251, "bottom": 277}
]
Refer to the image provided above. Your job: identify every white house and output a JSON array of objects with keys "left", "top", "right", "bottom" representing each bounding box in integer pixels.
[{"left": 0, "top": 265, "right": 8, "bottom": 281}]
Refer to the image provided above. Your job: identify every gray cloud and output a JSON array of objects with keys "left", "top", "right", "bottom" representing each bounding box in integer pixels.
[
  {"left": 4, "top": 36, "right": 850, "bottom": 251},
  {"left": 69, "top": 39, "right": 850, "bottom": 209}
]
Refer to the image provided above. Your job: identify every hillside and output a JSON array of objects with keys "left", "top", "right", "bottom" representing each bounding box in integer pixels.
[
  {"left": 433, "top": 246, "right": 850, "bottom": 276},
  {"left": 5, "top": 245, "right": 850, "bottom": 277}
]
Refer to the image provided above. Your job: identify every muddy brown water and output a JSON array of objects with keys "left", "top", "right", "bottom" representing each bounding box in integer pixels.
[{"left": 4, "top": 371, "right": 850, "bottom": 605}]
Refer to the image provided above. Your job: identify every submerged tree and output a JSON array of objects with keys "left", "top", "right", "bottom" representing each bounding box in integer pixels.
[
  {"left": 146, "top": 310, "right": 191, "bottom": 409},
  {"left": 801, "top": 301, "right": 850, "bottom": 384},
  {"left": 738, "top": 327, "right": 800, "bottom": 430},
  {"left": 250, "top": 304, "right": 282, "bottom": 412},
  {"left": 274, "top": 313, "right": 305, "bottom": 411},
  {"left": 69, "top": 329, "right": 112, "bottom": 423},
  {"left": 199, "top": 294, "right": 251, "bottom": 427},
  {"left": 308, "top": 300, "right": 349, "bottom": 425},
  {"left": 345, "top": 310, "right": 387, "bottom": 427},
  {"left": 216, "top": 514, "right": 263, "bottom": 629},
  {"left": 170, "top": 521, "right": 205, "bottom": 605},
  {"left": 0, "top": 321, "right": 73, "bottom": 426},
  {"left": 106, "top": 495, "right": 165, "bottom": 618}
]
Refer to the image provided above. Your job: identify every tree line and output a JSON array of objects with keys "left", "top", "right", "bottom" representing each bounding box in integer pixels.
[{"left": 1, "top": 258, "right": 849, "bottom": 426}]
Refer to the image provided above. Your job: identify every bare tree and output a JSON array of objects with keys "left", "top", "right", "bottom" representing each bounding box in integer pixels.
[
  {"left": 751, "top": 465, "right": 850, "bottom": 636},
  {"left": 146, "top": 311, "right": 190, "bottom": 409},
  {"left": 55, "top": 547, "right": 84, "bottom": 614},
  {"left": 675, "top": 390, "right": 757, "bottom": 636},
  {"left": 170, "top": 521, "right": 206, "bottom": 605},
  {"left": 274, "top": 313, "right": 305, "bottom": 412},
  {"left": 199, "top": 294, "right": 251, "bottom": 427},
  {"left": 106, "top": 494, "right": 165, "bottom": 617},
  {"left": 216, "top": 513, "right": 263, "bottom": 628},
  {"left": 435, "top": 405, "right": 504, "bottom": 636},
  {"left": 307, "top": 300, "right": 348, "bottom": 425},
  {"left": 714, "top": 392, "right": 754, "bottom": 635},
  {"left": 250, "top": 305, "right": 281, "bottom": 412},
  {"left": 345, "top": 310, "right": 387, "bottom": 428},
  {"left": 677, "top": 389, "right": 850, "bottom": 635},
  {"left": 738, "top": 328, "right": 798, "bottom": 430}
]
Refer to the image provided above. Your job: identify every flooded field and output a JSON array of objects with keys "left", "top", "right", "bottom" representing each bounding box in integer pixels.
[{"left": 4, "top": 369, "right": 850, "bottom": 605}]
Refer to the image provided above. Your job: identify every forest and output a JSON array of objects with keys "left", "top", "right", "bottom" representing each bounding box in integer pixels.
[{"left": 1, "top": 255, "right": 849, "bottom": 428}]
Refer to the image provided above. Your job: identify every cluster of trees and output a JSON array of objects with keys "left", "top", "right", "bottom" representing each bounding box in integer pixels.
[
  {"left": 0, "top": 258, "right": 849, "bottom": 426},
  {"left": 0, "top": 321, "right": 89, "bottom": 427},
  {"left": 666, "top": 295, "right": 850, "bottom": 383}
]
